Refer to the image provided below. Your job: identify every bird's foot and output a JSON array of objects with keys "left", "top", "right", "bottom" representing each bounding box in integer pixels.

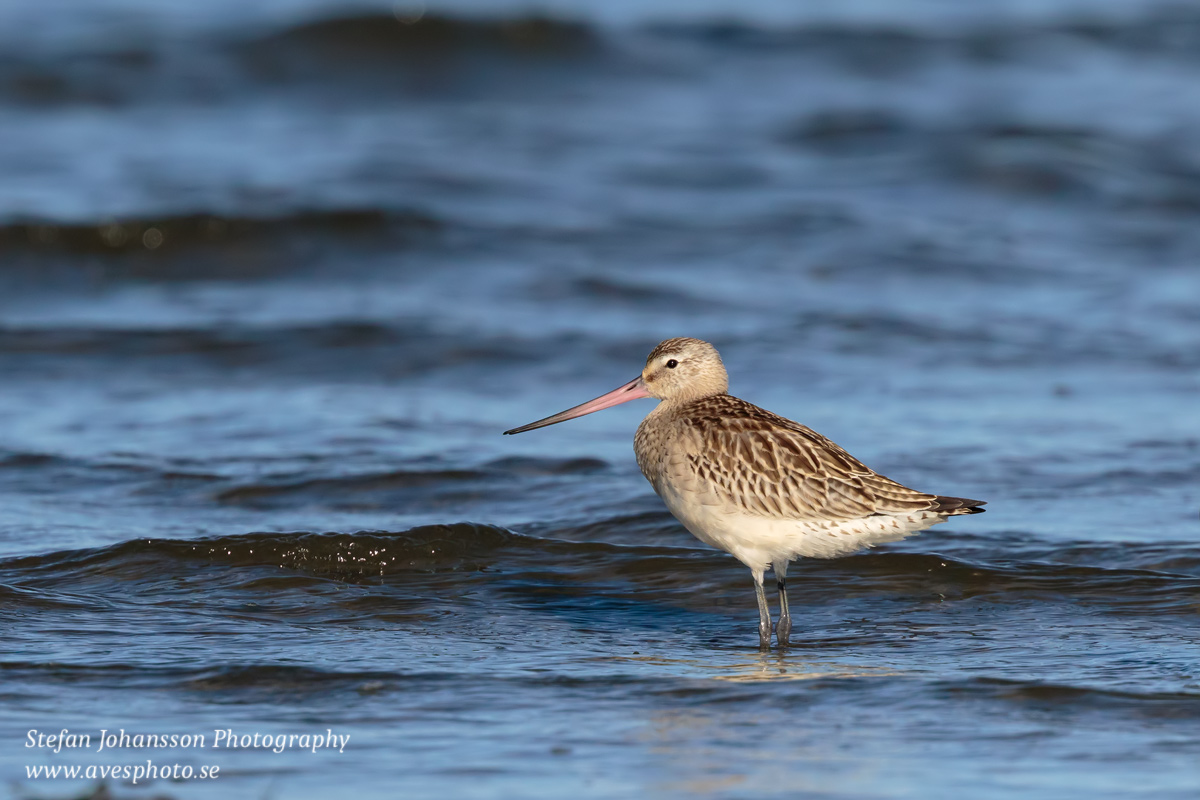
[
  {"left": 775, "top": 617, "right": 792, "bottom": 648},
  {"left": 758, "top": 624, "right": 772, "bottom": 650}
]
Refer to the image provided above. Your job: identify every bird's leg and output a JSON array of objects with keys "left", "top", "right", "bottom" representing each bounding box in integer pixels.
[
  {"left": 773, "top": 560, "right": 791, "bottom": 647},
  {"left": 753, "top": 569, "right": 771, "bottom": 649}
]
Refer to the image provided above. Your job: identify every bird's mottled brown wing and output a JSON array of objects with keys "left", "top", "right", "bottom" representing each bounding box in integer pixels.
[{"left": 674, "top": 395, "right": 953, "bottom": 521}]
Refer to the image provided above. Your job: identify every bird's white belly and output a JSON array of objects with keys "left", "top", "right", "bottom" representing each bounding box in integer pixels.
[{"left": 655, "top": 481, "right": 945, "bottom": 571}]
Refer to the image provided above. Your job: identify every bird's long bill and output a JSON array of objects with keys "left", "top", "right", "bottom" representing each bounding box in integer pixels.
[{"left": 503, "top": 376, "right": 651, "bottom": 435}]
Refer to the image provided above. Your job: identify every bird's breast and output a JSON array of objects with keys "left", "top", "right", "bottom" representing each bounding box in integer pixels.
[
  {"left": 633, "top": 415, "right": 668, "bottom": 492},
  {"left": 635, "top": 412, "right": 709, "bottom": 501}
]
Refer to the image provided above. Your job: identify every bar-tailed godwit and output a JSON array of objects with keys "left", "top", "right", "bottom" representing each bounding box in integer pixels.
[{"left": 504, "top": 337, "right": 985, "bottom": 648}]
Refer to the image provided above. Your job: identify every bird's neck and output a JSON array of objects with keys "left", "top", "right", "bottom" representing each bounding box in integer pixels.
[{"left": 655, "top": 388, "right": 726, "bottom": 413}]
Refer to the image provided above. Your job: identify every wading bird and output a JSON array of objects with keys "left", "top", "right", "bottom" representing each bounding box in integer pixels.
[{"left": 504, "top": 337, "right": 984, "bottom": 648}]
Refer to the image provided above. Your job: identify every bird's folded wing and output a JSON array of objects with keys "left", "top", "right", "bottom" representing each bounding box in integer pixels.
[{"left": 678, "top": 399, "right": 943, "bottom": 521}]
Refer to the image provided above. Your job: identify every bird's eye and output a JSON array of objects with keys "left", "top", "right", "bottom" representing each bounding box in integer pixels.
[{"left": 666, "top": 359, "right": 678, "bottom": 369}]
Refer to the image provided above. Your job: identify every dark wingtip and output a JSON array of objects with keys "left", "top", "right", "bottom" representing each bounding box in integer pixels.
[{"left": 934, "top": 496, "right": 987, "bottom": 514}]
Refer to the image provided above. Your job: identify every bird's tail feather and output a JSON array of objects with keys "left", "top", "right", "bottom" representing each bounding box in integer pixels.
[{"left": 933, "top": 496, "right": 986, "bottom": 515}]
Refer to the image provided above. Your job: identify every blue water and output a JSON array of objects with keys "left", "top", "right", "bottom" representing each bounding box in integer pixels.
[{"left": 1, "top": 1, "right": 1198, "bottom": 798}]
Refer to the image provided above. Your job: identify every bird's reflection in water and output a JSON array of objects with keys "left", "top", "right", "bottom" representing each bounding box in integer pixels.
[
  {"left": 710, "top": 652, "right": 901, "bottom": 683},
  {"left": 618, "top": 651, "right": 899, "bottom": 797},
  {"left": 606, "top": 651, "right": 901, "bottom": 682}
]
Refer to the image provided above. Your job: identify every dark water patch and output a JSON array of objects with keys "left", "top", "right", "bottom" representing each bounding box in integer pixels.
[
  {"left": 184, "top": 664, "right": 424, "bottom": 697},
  {"left": 182, "top": 665, "right": 744, "bottom": 707},
  {"left": 212, "top": 456, "right": 605, "bottom": 511},
  {"left": 0, "top": 527, "right": 733, "bottom": 622},
  {"left": 0, "top": 660, "right": 201, "bottom": 693},
  {"left": 233, "top": 14, "right": 602, "bottom": 96},
  {"left": 1057, "top": 10, "right": 1200, "bottom": 59},
  {"left": 616, "top": 159, "right": 771, "bottom": 191},
  {"left": 649, "top": 9, "right": 1200, "bottom": 62},
  {"left": 0, "top": 660, "right": 426, "bottom": 696},
  {"left": 935, "top": 122, "right": 1200, "bottom": 207},
  {"left": 246, "top": 14, "right": 597, "bottom": 59},
  {"left": 793, "top": 117, "right": 1200, "bottom": 211},
  {"left": 0, "top": 46, "right": 163, "bottom": 106},
  {"left": 206, "top": 455, "right": 609, "bottom": 513},
  {"left": 796, "top": 310, "right": 992, "bottom": 347},
  {"left": 780, "top": 108, "right": 913, "bottom": 152},
  {"left": 185, "top": 525, "right": 523, "bottom": 576},
  {"left": 0, "top": 526, "right": 742, "bottom": 634},
  {"left": 5, "top": 527, "right": 1198, "bottom": 619},
  {"left": 778, "top": 105, "right": 1200, "bottom": 208},
  {"left": 832, "top": 549, "right": 1200, "bottom": 614},
  {"left": 967, "top": 538, "right": 1200, "bottom": 578},
  {"left": 0, "top": 14, "right": 603, "bottom": 107},
  {"left": 806, "top": 235, "right": 1056, "bottom": 286},
  {"left": 526, "top": 510, "right": 700, "bottom": 548},
  {"left": 5, "top": 657, "right": 1199, "bottom": 709},
  {"left": 482, "top": 456, "right": 609, "bottom": 476},
  {"left": 1130, "top": 438, "right": 1200, "bottom": 451},
  {"left": 645, "top": 21, "right": 935, "bottom": 74},
  {"left": 215, "top": 469, "right": 495, "bottom": 510},
  {"left": 7, "top": 8, "right": 1200, "bottom": 114},
  {"left": 530, "top": 274, "right": 725, "bottom": 312},
  {"left": 0, "top": 582, "right": 106, "bottom": 611},
  {"left": 1058, "top": 464, "right": 1200, "bottom": 493},
  {"left": 792, "top": 309, "right": 1199, "bottom": 368},
  {"left": 939, "top": 123, "right": 1121, "bottom": 199},
  {"left": 0, "top": 451, "right": 62, "bottom": 469},
  {"left": 0, "top": 449, "right": 221, "bottom": 499},
  {"left": 0, "top": 208, "right": 436, "bottom": 263},
  {"left": 0, "top": 657, "right": 863, "bottom": 700},
  {"left": 0, "top": 324, "right": 546, "bottom": 381},
  {"left": 0, "top": 526, "right": 532, "bottom": 583},
  {"left": 0, "top": 327, "right": 270, "bottom": 357},
  {"left": 937, "top": 677, "right": 1200, "bottom": 718},
  {"left": 997, "top": 456, "right": 1200, "bottom": 501},
  {"left": 572, "top": 276, "right": 692, "bottom": 304}
]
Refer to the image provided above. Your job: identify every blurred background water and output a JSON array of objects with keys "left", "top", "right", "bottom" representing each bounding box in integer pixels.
[{"left": 1, "top": 0, "right": 1198, "bottom": 798}]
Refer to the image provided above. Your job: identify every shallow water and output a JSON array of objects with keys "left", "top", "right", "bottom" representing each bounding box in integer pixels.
[{"left": 1, "top": 1, "right": 1198, "bottom": 798}]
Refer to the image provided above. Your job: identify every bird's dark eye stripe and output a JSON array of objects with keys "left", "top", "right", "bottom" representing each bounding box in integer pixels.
[{"left": 666, "top": 359, "right": 679, "bottom": 369}]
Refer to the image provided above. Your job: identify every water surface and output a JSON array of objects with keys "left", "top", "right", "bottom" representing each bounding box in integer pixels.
[{"left": 1, "top": 1, "right": 1198, "bottom": 797}]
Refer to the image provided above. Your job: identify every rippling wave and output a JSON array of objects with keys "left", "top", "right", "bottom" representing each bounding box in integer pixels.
[
  {"left": 4, "top": 526, "right": 1197, "bottom": 615},
  {"left": 0, "top": 208, "right": 437, "bottom": 255}
]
